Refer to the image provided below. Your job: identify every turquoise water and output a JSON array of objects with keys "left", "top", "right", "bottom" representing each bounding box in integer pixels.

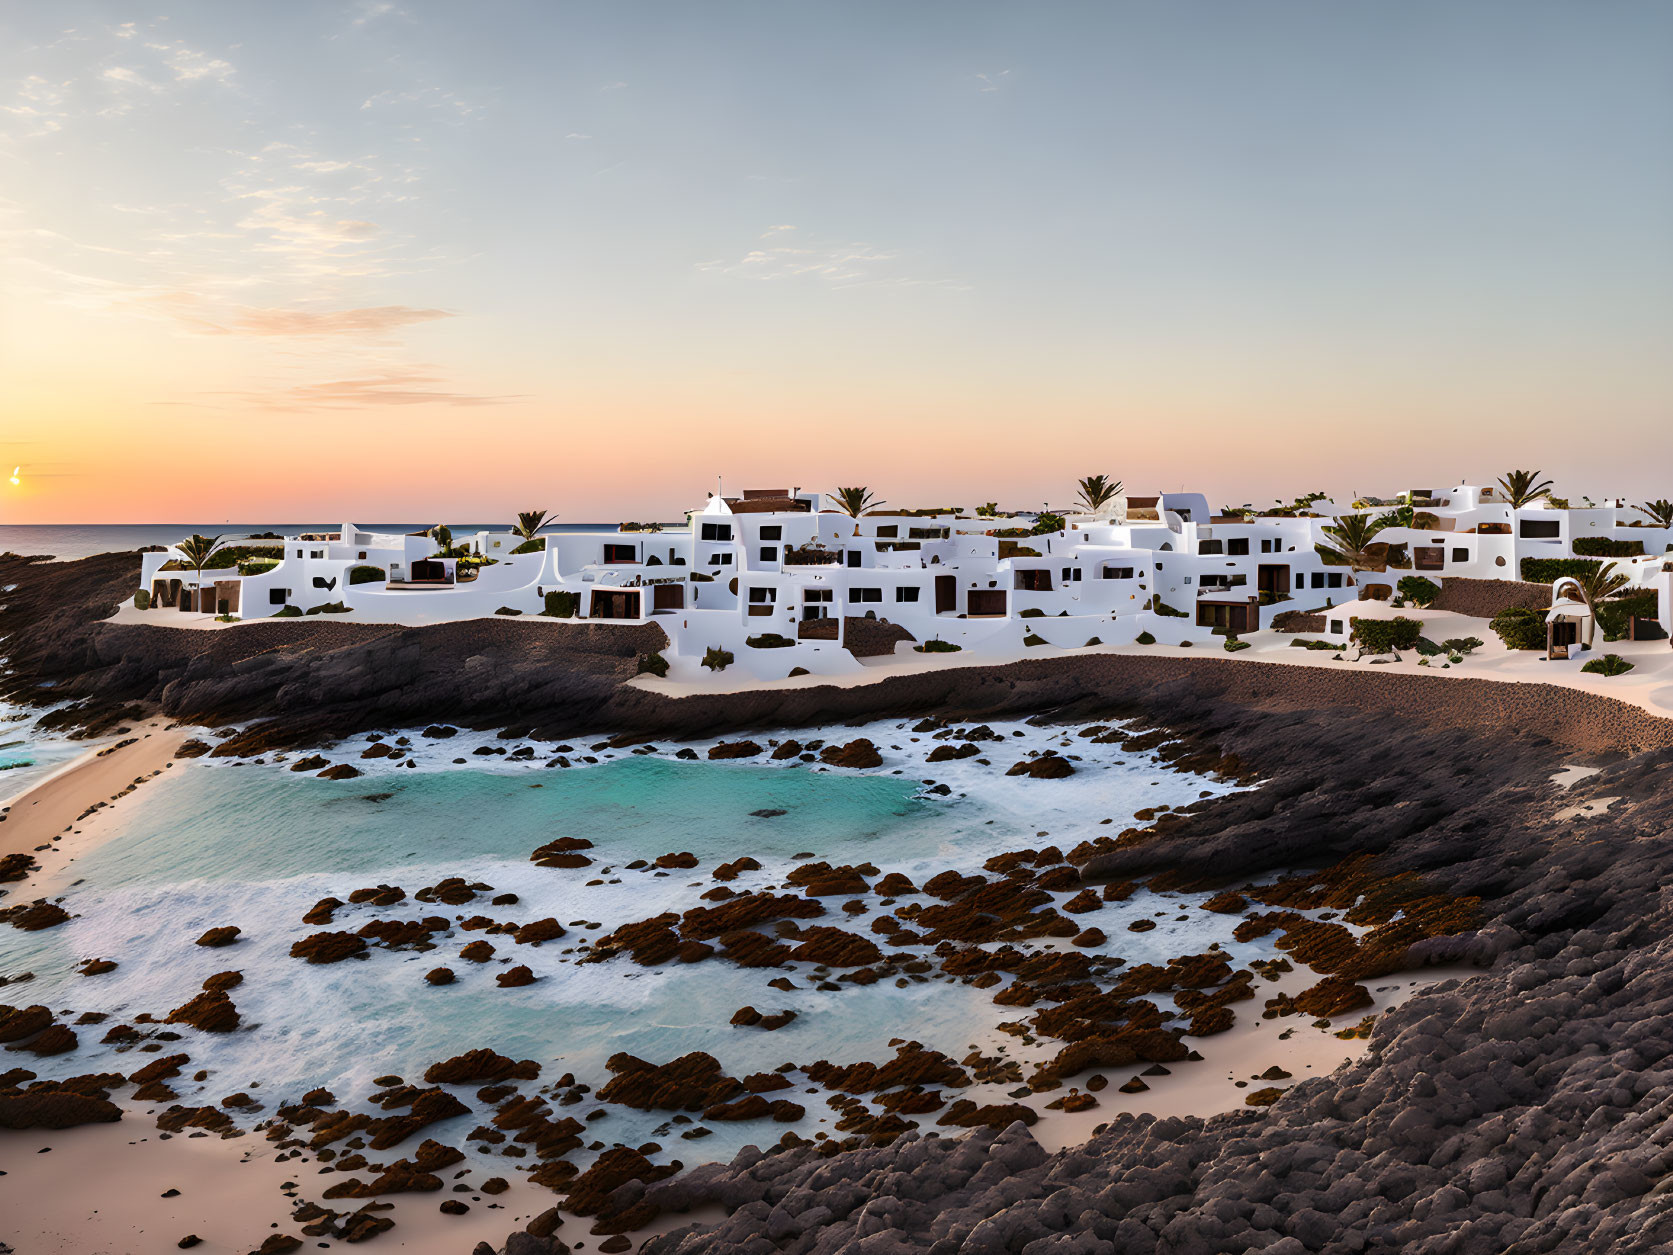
[{"left": 3, "top": 719, "right": 1241, "bottom": 1164}]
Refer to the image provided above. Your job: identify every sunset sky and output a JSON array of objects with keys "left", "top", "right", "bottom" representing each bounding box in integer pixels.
[{"left": 2, "top": 1, "right": 1670, "bottom": 523}]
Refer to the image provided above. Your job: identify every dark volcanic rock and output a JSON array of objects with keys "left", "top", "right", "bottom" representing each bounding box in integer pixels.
[
  {"left": 165, "top": 990, "right": 239, "bottom": 1033},
  {"left": 0, "top": 1086, "right": 122, "bottom": 1129},
  {"left": 819, "top": 738, "right": 883, "bottom": 769},
  {"left": 424, "top": 1050, "right": 540, "bottom": 1085},
  {"left": 289, "top": 932, "right": 367, "bottom": 964},
  {"left": 194, "top": 926, "right": 241, "bottom": 948}
]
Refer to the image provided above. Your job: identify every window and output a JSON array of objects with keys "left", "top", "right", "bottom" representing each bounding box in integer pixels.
[
  {"left": 895, "top": 586, "right": 920, "bottom": 602},
  {"left": 1104, "top": 566, "right": 1134, "bottom": 580},
  {"left": 1183, "top": 576, "right": 1193, "bottom": 585},
  {"left": 358, "top": 551, "right": 367, "bottom": 560},
  {"left": 1228, "top": 538, "right": 1249, "bottom": 556},
  {"left": 874, "top": 525, "right": 899, "bottom": 538},
  {"left": 708, "top": 553, "right": 732, "bottom": 566},
  {"left": 760, "top": 547, "right": 778, "bottom": 562},
  {"left": 1199, "top": 539, "right": 1223, "bottom": 555},
  {"left": 1329, "top": 619, "right": 1344, "bottom": 635},
  {"left": 269, "top": 588, "right": 290, "bottom": 605},
  {"left": 310, "top": 549, "right": 324, "bottom": 559},
  {"left": 804, "top": 589, "right": 833, "bottom": 603},
  {"left": 909, "top": 526, "right": 949, "bottom": 539},
  {"left": 312, "top": 576, "right": 331, "bottom": 588},
  {"left": 700, "top": 523, "right": 733, "bottom": 542},
  {"left": 759, "top": 525, "right": 782, "bottom": 541},
  {"left": 1200, "top": 575, "right": 1227, "bottom": 589},
  {"left": 1452, "top": 547, "right": 1469, "bottom": 563},
  {"left": 1327, "top": 573, "right": 1344, "bottom": 588},
  {"left": 1061, "top": 567, "right": 1082, "bottom": 582},
  {"left": 1260, "top": 538, "right": 1275, "bottom": 554},
  {"left": 847, "top": 551, "right": 862, "bottom": 568},
  {"left": 848, "top": 587, "right": 882, "bottom": 604},
  {"left": 1310, "top": 572, "right": 1324, "bottom": 589},
  {"left": 748, "top": 587, "right": 775, "bottom": 604},
  {"left": 604, "top": 544, "right": 637, "bottom": 563},
  {"left": 295, "top": 548, "right": 305, "bottom": 558},
  {"left": 1520, "top": 520, "right": 1560, "bottom": 539}
]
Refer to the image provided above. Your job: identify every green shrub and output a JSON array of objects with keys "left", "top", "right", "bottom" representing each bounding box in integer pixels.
[
  {"left": 134, "top": 589, "right": 150, "bottom": 611},
  {"left": 1084, "top": 636, "right": 1102, "bottom": 647},
  {"left": 215, "top": 614, "right": 239, "bottom": 623},
  {"left": 1581, "top": 653, "right": 1634, "bottom": 676},
  {"left": 509, "top": 537, "right": 546, "bottom": 555},
  {"left": 637, "top": 651, "right": 669, "bottom": 678},
  {"left": 1135, "top": 631, "right": 1156, "bottom": 645},
  {"left": 237, "top": 557, "right": 281, "bottom": 576},
  {"left": 1414, "top": 636, "right": 1445, "bottom": 656},
  {"left": 273, "top": 605, "right": 302, "bottom": 618},
  {"left": 746, "top": 633, "right": 795, "bottom": 649},
  {"left": 1023, "top": 632, "right": 1047, "bottom": 647},
  {"left": 1178, "top": 640, "right": 1192, "bottom": 647},
  {"left": 914, "top": 639, "right": 962, "bottom": 653},
  {"left": 1573, "top": 537, "right": 1643, "bottom": 558},
  {"left": 1289, "top": 638, "right": 1337, "bottom": 650},
  {"left": 1521, "top": 557, "right": 1601, "bottom": 583},
  {"left": 1224, "top": 638, "right": 1251, "bottom": 652},
  {"left": 1596, "top": 590, "right": 1659, "bottom": 641},
  {"left": 1151, "top": 597, "right": 1187, "bottom": 618},
  {"left": 542, "top": 590, "right": 580, "bottom": 618},
  {"left": 348, "top": 565, "right": 386, "bottom": 585},
  {"left": 1018, "top": 608, "right": 1046, "bottom": 618},
  {"left": 1030, "top": 512, "right": 1065, "bottom": 535},
  {"left": 1489, "top": 606, "right": 1546, "bottom": 651},
  {"left": 702, "top": 646, "right": 734, "bottom": 672},
  {"left": 495, "top": 606, "right": 523, "bottom": 616},
  {"left": 1441, "top": 636, "right": 1485, "bottom": 655},
  {"left": 1351, "top": 616, "right": 1424, "bottom": 653},
  {"left": 305, "top": 601, "right": 349, "bottom": 615},
  {"left": 1396, "top": 575, "right": 1441, "bottom": 607}
]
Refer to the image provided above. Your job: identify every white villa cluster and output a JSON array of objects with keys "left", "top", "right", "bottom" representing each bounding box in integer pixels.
[{"left": 137, "top": 485, "right": 1673, "bottom": 681}]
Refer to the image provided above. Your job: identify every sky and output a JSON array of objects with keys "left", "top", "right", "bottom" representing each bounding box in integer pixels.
[{"left": 1, "top": 1, "right": 1670, "bottom": 523}]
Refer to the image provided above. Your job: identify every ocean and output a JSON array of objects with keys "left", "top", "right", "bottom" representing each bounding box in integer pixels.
[
  {"left": 1, "top": 716, "right": 1253, "bottom": 1167},
  {"left": 0, "top": 522, "right": 674, "bottom": 563}
]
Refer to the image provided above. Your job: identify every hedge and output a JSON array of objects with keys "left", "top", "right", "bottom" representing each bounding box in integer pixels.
[
  {"left": 272, "top": 605, "right": 302, "bottom": 618},
  {"left": 348, "top": 565, "right": 386, "bottom": 585},
  {"left": 1396, "top": 575, "right": 1440, "bottom": 608},
  {"left": 495, "top": 606, "right": 523, "bottom": 616},
  {"left": 543, "top": 590, "right": 580, "bottom": 618},
  {"left": 1573, "top": 537, "right": 1644, "bottom": 558},
  {"left": 1151, "top": 598, "right": 1187, "bottom": 618},
  {"left": 915, "top": 639, "right": 962, "bottom": 653},
  {"left": 133, "top": 589, "right": 150, "bottom": 610},
  {"left": 1597, "top": 590, "right": 1659, "bottom": 641},
  {"left": 1351, "top": 616, "right": 1423, "bottom": 653},
  {"left": 1442, "top": 636, "right": 1485, "bottom": 656},
  {"left": 1135, "top": 631, "right": 1156, "bottom": 645},
  {"left": 746, "top": 633, "right": 795, "bottom": 649},
  {"left": 702, "top": 646, "right": 734, "bottom": 671},
  {"left": 1224, "top": 638, "right": 1251, "bottom": 652},
  {"left": 510, "top": 537, "right": 546, "bottom": 555},
  {"left": 1521, "top": 557, "right": 1600, "bottom": 583},
  {"left": 1489, "top": 606, "right": 1545, "bottom": 651},
  {"left": 305, "top": 601, "right": 349, "bottom": 615},
  {"left": 637, "top": 652, "right": 669, "bottom": 677}
]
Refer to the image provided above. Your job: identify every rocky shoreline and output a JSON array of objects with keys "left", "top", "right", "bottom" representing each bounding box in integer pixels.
[{"left": 9, "top": 550, "right": 1673, "bottom": 1255}]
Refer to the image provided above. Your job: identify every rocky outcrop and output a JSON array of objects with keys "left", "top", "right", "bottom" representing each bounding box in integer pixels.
[
  {"left": 289, "top": 932, "right": 367, "bottom": 964},
  {"left": 819, "top": 739, "right": 883, "bottom": 769},
  {"left": 195, "top": 926, "right": 241, "bottom": 948},
  {"left": 164, "top": 991, "right": 240, "bottom": 1033},
  {"left": 423, "top": 1050, "right": 540, "bottom": 1085}
]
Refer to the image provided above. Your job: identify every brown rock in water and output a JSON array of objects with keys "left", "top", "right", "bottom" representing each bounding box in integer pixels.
[
  {"left": 0, "top": 1005, "right": 53, "bottom": 1043},
  {"left": 302, "top": 897, "right": 342, "bottom": 926},
  {"left": 679, "top": 891, "right": 825, "bottom": 940},
  {"left": 1187, "top": 1006, "right": 1235, "bottom": 1036},
  {"left": 6, "top": 901, "right": 70, "bottom": 931},
  {"left": 425, "top": 967, "right": 455, "bottom": 986},
  {"left": 1292, "top": 975, "right": 1374, "bottom": 1018},
  {"left": 78, "top": 958, "right": 118, "bottom": 976},
  {"left": 289, "top": 931, "right": 367, "bottom": 964},
  {"left": 805, "top": 1043, "right": 970, "bottom": 1094},
  {"left": 130, "top": 1053, "right": 189, "bottom": 1084},
  {"left": 787, "top": 861, "right": 876, "bottom": 897},
  {"left": 562, "top": 1146, "right": 679, "bottom": 1218},
  {"left": 712, "top": 857, "right": 762, "bottom": 881},
  {"left": 1062, "top": 889, "right": 1103, "bottom": 914},
  {"left": 770, "top": 740, "right": 803, "bottom": 760},
  {"left": 598, "top": 1051, "right": 746, "bottom": 1112},
  {"left": 874, "top": 872, "right": 918, "bottom": 896},
  {"left": 288, "top": 755, "right": 328, "bottom": 773},
  {"left": 513, "top": 918, "right": 566, "bottom": 946},
  {"left": 496, "top": 965, "right": 536, "bottom": 987},
  {"left": 363, "top": 1087, "right": 470, "bottom": 1151},
  {"left": 166, "top": 990, "right": 240, "bottom": 1034},
  {"left": 820, "top": 739, "right": 883, "bottom": 769},
  {"left": 424, "top": 1050, "right": 540, "bottom": 1085},
  {"left": 10, "top": 1023, "right": 77, "bottom": 1055},
  {"left": 1127, "top": 919, "right": 1157, "bottom": 933},
  {"left": 361, "top": 741, "right": 394, "bottom": 759},
  {"left": 1006, "top": 753, "right": 1076, "bottom": 779},
  {"left": 787, "top": 926, "right": 883, "bottom": 967},
  {"left": 195, "top": 926, "right": 241, "bottom": 948},
  {"left": 0, "top": 852, "right": 40, "bottom": 883},
  {"left": 459, "top": 940, "right": 495, "bottom": 963},
  {"left": 173, "top": 739, "right": 212, "bottom": 759},
  {"left": 479, "top": 1177, "right": 510, "bottom": 1195},
  {"left": 1202, "top": 889, "right": 1249, "bottom": 913},
  {"left": 318, "top": 763, "right": 361, "bottom": 780},
  {"left": 729, "top": 1006, "right": 762, "bottom": 1027},
  {"left": 654, "top": 851, "right": 699, "bottom": 869},
  {"left": 707, "top": 740, "right": 762, "bottom": 759},
  {"left": 1071, "top": 927, "right": 1107, "bottom": 948},
  {"left": 202, "top": 971, "right": 243, "bottom": 991},
  {"left": 530, "top": 837, "right": 595, "bottom": 869},
  {"left": 0, "top": 1086, "right": 122, "bottom": 1129}
]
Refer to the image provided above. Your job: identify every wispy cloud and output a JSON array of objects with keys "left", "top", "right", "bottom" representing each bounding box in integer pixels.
[
  {"left": 976, "top": 70, "right": 1012, "bottom": 93},
  {"left": 698, "top": 226, "right": 968, "bottom": 290},
  {"left": 237, "top": 371, "right": 516, "bottom": 409}
]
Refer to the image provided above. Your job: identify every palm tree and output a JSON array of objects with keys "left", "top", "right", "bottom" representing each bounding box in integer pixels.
[
  {"left": 1074, "top": 475, "right": 1122, "bottom": 515},
  {"left": 514, "top": 510, "right": 551, "bottom": 544},
  {"left": 1636, "top": 499, "right": 1673, "bottom": 529},
  {"left": 430, "top": 523, "right": 454, "bottom": 557},
  {"left": 174, "top": 534, "right": 224, "bottom": 613},
  {"left": 1565, "top": 561, "right": 1632, "bottom": 649},
  {"left": 1318, "top": 513, "right": 1388, "bottom": 570},
  {"left": 832, "top": 486, "right": 883, "bottom": 518},
  {"left": 1498, "top": 469, "right": 1554, "bottom": 509}
]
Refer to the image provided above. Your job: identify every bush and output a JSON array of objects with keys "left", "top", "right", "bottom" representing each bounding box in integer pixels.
[
  {"left": 1351, "top": 616, "right": 1424, "bottom": 653},
  {"left": 543, "top": 590, "right": 580, "bottom": 618},
  {"left": 134, "top": 589, "right": 150, "bottom": 610},
  {"left": 1023, "top": 632, "right": 1047, "bottom": 646},
  {"left": 215, "top": 614, "right": 239, "bottom": 623},
  {"left": 1018, "top": 608, "right": 1046, "bottom": 618},
  {"left": 1084, "top": 636, "right": 1102, "bottom": 647},
  {"left": 1489, "top": 606, "right": 1546, "bottom": 651},
  {"left": 509, "top": 537, "right": 546, "bottom": 555},
  {"left": 637, "top": 652, "right": 669, "bottom": 678},
  {"left": 1441, "top": 636, "right": 1485, "bottom": 655},
  {"left": 1396, "top": 575, "right": 1441, "bottom": 607},
  {"left": 348, "top": 565, "right": 386, "bottom": 585},
  {"left": 1135, "top": 631, "right": 1156, "bottom": 645},
  {"left": 788, "top": 666, "right": 810, "bottom": 677},
  {"left": 1581, "top": 654, "right": 1634, "bottom": 676},
  {"left": 746, "top": 633, "right": 795, "bottom": 649},
  {"left": 1224, "top": 638, "right": 1251, "bottom": 652},
  {"left": 914, "top": 639, "right": 962, "bottom": 653},
  {"left": 702, "top": 646, "right": 734, "bottom": 672},
  {"left": 273, "top": 605, "right": 302, "bottom": 618},
  {"left": 1289, "top": 638, "right": 1336, "bottom": 650},
  {"left": 1151, "top": 597, "right": 1187, "bottom": 618},
  {"left": 1596, "top": 590, "right": 1659, "bottom": 641},
  {"left": 1573, "top": 537, "right": 1643, "bottom": 558},
  {"left": 305, "top": 601, "right": 349, "bottom": 615},
  {"left": 495, "top": 606, "right": 523, "bottom": 616},
  {"left": 1521, "top": 557, "right": 1600, "bottom": 583}
]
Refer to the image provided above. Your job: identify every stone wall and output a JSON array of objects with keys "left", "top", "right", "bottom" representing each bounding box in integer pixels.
[{"left": 1433, "top": 576, "right": 1549, "bottom": 619}]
